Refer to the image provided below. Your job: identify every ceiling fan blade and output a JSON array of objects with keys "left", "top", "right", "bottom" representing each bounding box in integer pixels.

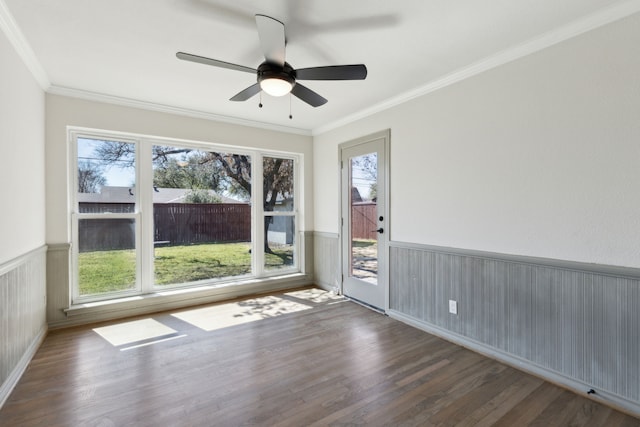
[
  {"left": 296, "top": 64, "right": 367, "bottom": 80},
  {"left": 230, "top": 83, "right": 261, "bottom": 101},
  {"left": 176, "top": 52, "right": 256, "bottom": 74},
  {"left": 291, "top": 83, "right": 327, "bottom": 107},
  {"left": 255, "top": 14, "right": 286, "bottom": 66}
]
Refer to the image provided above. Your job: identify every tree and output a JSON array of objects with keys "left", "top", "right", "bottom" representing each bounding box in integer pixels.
[
  {"left": 262, "top": 157, "right": 294, "bottom": 254},
  {"left": 153, "top": 153, "right": 222, "bottom": 192},
  {"left": 77, "top": 161, "right": 106, "bottom": 193},
  {"left": 352, "top": 153, "right": 377, "bottom": 202},
  {"left": 183, "top": 189, "right": 222, "bottom": 204}
]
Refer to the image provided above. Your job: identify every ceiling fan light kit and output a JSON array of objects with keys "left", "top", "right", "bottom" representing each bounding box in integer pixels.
[
  {"left": 258, "top": 62, "right": 295, "bottom": 97},
  {"left": 177, "top": 14, "right": 367, "bottom": 116}
]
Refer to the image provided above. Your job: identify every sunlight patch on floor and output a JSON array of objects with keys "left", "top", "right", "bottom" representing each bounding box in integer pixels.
[
  {"left": 171, "top": 295, "right": 312, "bottom": 331},
  {"left": 285, "top": 288, "right": 344, "bottom": 303},
  {"left": 93, "top": 318, "right": 178, "bottom": 346}
]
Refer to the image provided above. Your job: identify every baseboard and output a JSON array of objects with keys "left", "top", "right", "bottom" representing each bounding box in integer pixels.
[
  {"left": 0, "top": 325, "right": 47, "bottom": 409},
  {"left": 388, "top": 309, "right": 640, "bottom": 419}
]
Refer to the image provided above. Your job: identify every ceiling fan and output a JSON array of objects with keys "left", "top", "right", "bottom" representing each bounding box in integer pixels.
[{"left": 176, "top": 14, "right": 367, "bottom": 109}]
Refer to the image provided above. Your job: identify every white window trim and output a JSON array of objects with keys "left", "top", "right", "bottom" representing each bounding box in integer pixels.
[{"left": 69, "top": 127, "right": 302, "bottom": 304}]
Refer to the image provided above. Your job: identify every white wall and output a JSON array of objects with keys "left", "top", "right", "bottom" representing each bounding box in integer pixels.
[
  {"left": 314, "top": 13, "right": 640, "bottom": 268},
  {"left": 45, "top": 95, "right": 314, "bottom": 244},
  {"left": 0, "top": 27, "right": 45, "bottom": 264}
]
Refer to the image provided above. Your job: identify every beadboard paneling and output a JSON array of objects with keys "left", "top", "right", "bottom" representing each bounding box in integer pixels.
[
  {"left": 389, "top": 242, "right": 640, "bottom": 416},
  {"left": 313, "top": 232, "right": 339, "bottom": 291},
  {"left": 0, "top": 246, "right": 47, "bottom": 408},
  {"left": 46, "top": 243, "right": 71, "bottom": 325}
]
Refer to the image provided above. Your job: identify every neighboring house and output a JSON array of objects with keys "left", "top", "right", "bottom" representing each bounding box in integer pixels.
[{"left": 267, "top": 197, "right": 294, "bottom": 246}]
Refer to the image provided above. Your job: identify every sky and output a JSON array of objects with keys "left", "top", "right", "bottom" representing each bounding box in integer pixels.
[{"left": 78, "top": 138, "right": 135, "bottom": 188}]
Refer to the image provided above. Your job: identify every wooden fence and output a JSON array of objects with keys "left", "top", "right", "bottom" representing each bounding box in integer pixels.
[
  {"left": 78, "top": 203, "right": 251, "bottom": 252},
  {"left": 351, "top": 202, "right": 378, "bottom": 240},
  {"left": 154, "top": 203, "right": 250, "bottom": 245}
]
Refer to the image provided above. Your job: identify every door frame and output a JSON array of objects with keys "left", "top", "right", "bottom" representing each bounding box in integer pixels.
[{"left": 338, "top": 129, "right": 390, "bottom": 312}]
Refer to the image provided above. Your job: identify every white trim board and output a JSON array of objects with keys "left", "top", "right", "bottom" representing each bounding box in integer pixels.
[
  {"left": 0, "top": 246, "right": 47, "bottom": 276},
  {"left": 0, "top": 0, "right": 49, "bottom": 90},
  {"left": 48, "top": 86, "right": 312, "bottom": 136}
]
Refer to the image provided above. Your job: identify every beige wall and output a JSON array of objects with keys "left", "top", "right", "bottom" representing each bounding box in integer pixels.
[
  {"left": 314, "top": 12, "right": 640, "bottom": 268},
  {"left": 0, "top": 27, "right": 45, "bottom": 264}
]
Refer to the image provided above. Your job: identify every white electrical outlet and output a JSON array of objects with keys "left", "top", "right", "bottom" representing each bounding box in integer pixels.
[{"left": 449, "top": 299, "right": 458, "bottom": 315}]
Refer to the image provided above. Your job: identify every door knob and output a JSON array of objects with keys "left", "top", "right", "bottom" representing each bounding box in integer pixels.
[{"left": 372, "top": 228, "right": 383, "bottom": 234}]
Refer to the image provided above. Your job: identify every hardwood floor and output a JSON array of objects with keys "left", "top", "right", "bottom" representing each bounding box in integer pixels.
[{"left": 1, "top": 287, "right": 638, "bottom": 426}]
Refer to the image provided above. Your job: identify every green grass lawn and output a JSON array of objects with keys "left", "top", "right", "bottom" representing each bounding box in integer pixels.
[
  {"left": 78, "top": 242, "right": 293, "bottom": 296},
  {"left": 153, "top": 242, "right": 252, "bottom": 285},
  {"left": 78, "top": 248, "right": 137, "bottom": 295}
]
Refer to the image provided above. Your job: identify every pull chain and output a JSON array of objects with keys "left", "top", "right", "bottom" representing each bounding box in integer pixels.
[
  {"left": 289, "top": 93, "right": 293, "bottom": 119},
  {"left": 259, "top": 91, "right": 263, "bottom": 108}
]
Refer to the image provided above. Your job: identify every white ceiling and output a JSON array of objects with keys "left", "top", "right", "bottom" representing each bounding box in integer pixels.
[{"left": 3, "top": 0, "right": 638, "bottom": 134}]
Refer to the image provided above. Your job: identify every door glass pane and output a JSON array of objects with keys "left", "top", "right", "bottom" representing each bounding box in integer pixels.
[
  {"left": 350, "top": 153, "right": 378, "bottom": 284},
  {"left": 78, "top": 218, "right": 137, "bottom": 296},
  {"left": 152, "top": 146, "right": 252, "bottom": 285}
]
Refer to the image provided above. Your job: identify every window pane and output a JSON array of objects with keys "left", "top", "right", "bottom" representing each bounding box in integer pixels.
[
  {"left": 263, "top": 157, "right": 294, "bottom": 212},
  {"left": 264, "top": 216, "right": 295, "bottom": 271},
  {"left": 152, "top": 145, "right": 252, "bottom": 285},
  {"left": 350, "top": 152, "right": 378, "bottom": 283},
  {"left": 78, "top": 218, "right": 137, "bottom": 296},
  {"left": 263, "top": 156, "right": 295, "bottom": 272},
  {"left": 77, "top": 138, "right": 136, "bottom": 213}
]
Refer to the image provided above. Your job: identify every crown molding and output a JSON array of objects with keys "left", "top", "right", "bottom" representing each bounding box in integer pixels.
[
  {"left": 0, "top": 0, "right": 49, "bottom": 90},
  {"left": 312, "top": 0, "right": 640, "bottom": 136},
  {"left": 3, "top": 0, "right": 638, "bottom": 138},
  {"left": 48, "top": 85, "right": 312, "bottom": 136}
]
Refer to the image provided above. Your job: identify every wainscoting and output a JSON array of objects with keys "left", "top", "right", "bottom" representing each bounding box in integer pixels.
[
  {"left": 46, "top": 243, "right": 71, "bottom": 326},
  {"left": 0, "top": 246, "right": 47, "bottom": 408},
  {"left": 313, "top": 232, "right": 339, "bottom": 291},
  {"left": 388, "top": 242, "right": 640, "bottom": 417}
]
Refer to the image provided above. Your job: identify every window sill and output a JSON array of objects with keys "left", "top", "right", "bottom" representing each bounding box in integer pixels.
[{"left": 57, "top": 273, "right": 312, "bottom": 328}]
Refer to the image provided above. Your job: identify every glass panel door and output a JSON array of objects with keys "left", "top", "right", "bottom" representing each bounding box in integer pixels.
[{"left": 341, "top": 132, "right": 388, "bottom": 310}]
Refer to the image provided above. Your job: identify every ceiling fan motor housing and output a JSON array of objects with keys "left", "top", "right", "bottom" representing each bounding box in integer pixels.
[{"left": 257, "top": 62, "right": 296, "bottom": 87}]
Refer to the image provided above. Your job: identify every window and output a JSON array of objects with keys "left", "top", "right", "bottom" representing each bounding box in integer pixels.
[
  {"left": 263, "top": 157, "right": 296, "bottom": 272},
  {"left": 151, "top": 145, "right": 253, "bottom": 287},
  {"left": 74, "top": 137, "right": 139, "bottom": 300},
  {"left": 71, "top": 130, "right": 300, "bottom": 303}
]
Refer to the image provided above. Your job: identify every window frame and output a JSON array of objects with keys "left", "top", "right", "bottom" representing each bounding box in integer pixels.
[
  {"left": 69, "top": 128, "right": 302, "bottom": 304},
  {"left": 260, "top": 153, "right": 300, "bottom": 277}
]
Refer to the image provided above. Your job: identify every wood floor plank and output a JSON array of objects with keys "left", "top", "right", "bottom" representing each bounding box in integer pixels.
[{"left": 0, "top": 286, "right": 638, "bottom": 426}]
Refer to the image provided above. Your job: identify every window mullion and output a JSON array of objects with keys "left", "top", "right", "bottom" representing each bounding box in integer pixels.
[
  {"left": 253, "top": 152, "right": 265, "bottom": 277},
  {"left": 139, "top": 140, "right": 154, "bottom": 293}
]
